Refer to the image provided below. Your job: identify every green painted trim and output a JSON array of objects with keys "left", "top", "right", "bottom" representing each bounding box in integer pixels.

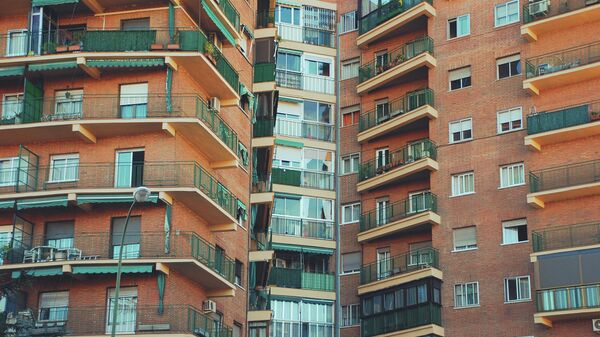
[
  {"left": 72, "top": 264, "right": 153, "bottom": 275},
  {"left": 275, "top": 139, "right": 303, "bottom": 148},
  {"left": 0, "top": 200, "right": 15, "bottom": 209},
  {"left": 201, "top": 0, "right": 237, "bottom": 46},
  {"left": 29, "top": 61, "right": 78, "bottom": 72},
  {"left": 271, "top": 242, "right": 333, "bottom": 255},
  {"left": 76, "top": 193, "right": 159, "bottom": 205},
  {"left": 0, "top": 66, "right": 25, "bottom": 78},
  {"left": 17, "top": 196, "right": 68, "bottom": 210},
  {"left": 271, "top": 243, "right": 302, "bottom": 252},
  {"left": 278, "top": 96, "right": 303, "bottom": 104},
  {"left": 32, "top": 0, "right": 78, "bottom": 5},
  {"left": 86, "top": 59, "right": 165, "bottom": 68},
  {"left": 12, "top": 267, "right": 63, "bottom": 279}
]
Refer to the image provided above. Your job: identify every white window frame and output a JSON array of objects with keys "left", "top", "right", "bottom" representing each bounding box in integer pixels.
[
  {"left": 499, "top": 162, "right": 525, "bottom": 188},
  {"left": 341, "top": 58, "right": 360, "bottom": 80},
  {"left": 0, "top": 157, "right": 19, "bottom": 187},
  {"left": 340, "top": 11, "right": 358, "bottom": 34},
  {"left": 454, "top": 282, "right": 480, "bottom": 308},
  {"left": 38, "top": 291, "right": 69, "bottom": 322},
  {"left": 496, "top": 54, "right": 521, "bottom": 79},
  {"left": 48, "top": 154, "right": 80, "bottom": 183},
  {"left": 451, "top": 171, "right": 475, "bottom": 197},
  {"left": 341, "top": 304, "right": 360, "bottom": 327},
  {"left": 2, "top": 93, "right": 24, "bottom": 122},
  {"left": 502, "top": 219, "right": 528, "bottom": 245},
  {"left": 341, "top": 153, "right": 360, "bottom": 175},
  {"left": 449, "top": 118, "right": 473, "bottom": 143},
  {"left": 453, "top": 226, "right": 477, "bottom": 252},
  {"left": 504, "top": 276, "right": 531, "bottom": 303},
  {"left": 341, "top": 203, "right": 361, "bottom": 224},
  {"left": 408, "top": 190, "right": 430, "bottom": 214},
  {"left": 495, "top": 0, "right": 520, "bottom": 27},
  {"left": 449, "top": 67, "right": 472, "bottom": 91},
  {"left": 497, "top": 107, "right": 523, "bottom": 134},
  {"left": 6, "top": 29, "right": 28, "bottom": 57},
  {"left": 341, "top": 252, "right": 361, "bottom": 275},
  {"left": 447, "top": 14, "right": 470, "bottom": 39}
]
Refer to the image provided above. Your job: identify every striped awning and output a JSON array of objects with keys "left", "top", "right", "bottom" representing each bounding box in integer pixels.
[
  {"left": 274, "top": 139, "right": 303, "bottom": 148},
  {"left": 29, "top": 61, "right": 78, "bottom": 72},
  {"left": 0, "top": 66, "right": 25, "bottom": 78},
  {"left": 17, "top": 196, "right": 69, "bottom": 210},
  {"left": 12, "top": 267, "right": 63, "bottom": 279},
  {"left": 0, "top": 200, "right": 15, "bottom": 209},
  {"left": 86, "top": 59, "right": 165, "bottom": 68},
  {"left": 77, "top": 193, "right": 159, "bottom": 205},
  {"left": 271, "top": 243, "right": 333, "bottom": 255},
  {"left": 72, "top": 265, "right": 153, "bottom": 275}
]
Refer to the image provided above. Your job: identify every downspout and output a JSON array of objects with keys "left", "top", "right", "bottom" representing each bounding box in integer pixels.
[{"left": 334, "top": 21, "right": 341, "bottom": 337}]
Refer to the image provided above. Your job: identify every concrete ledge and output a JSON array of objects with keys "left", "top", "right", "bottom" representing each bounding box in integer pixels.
[{"left": 358, "top": 268, "right": 442, "bottom": 296}]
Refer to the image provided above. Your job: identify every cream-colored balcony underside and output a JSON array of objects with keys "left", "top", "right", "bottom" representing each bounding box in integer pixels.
[
  {"left": 523, "top": 61, "right": 600, "bottom": 96},
  {"left": 357, "top": 105, "right": 438, "bottom": 143},
  {"left": 356, "top": 157, "right": 438, "bottom": 193},
  {"left": 521, "top": 4, "right": 600, "bottom": 42},
  {"left": 525, "top": 120, "right": 600, "bottom": 151},
  {"left": 358, "top": 267, "right": 442, "bottom": 296},
  {"left": 370, "top": 324, "right": 444, "bottom": 337},
  {"left": 527, "top": 181, "right": 600, "bottom": 208},
  {"left": 357, "top": 211, "right": 441, "bottom": 243}
]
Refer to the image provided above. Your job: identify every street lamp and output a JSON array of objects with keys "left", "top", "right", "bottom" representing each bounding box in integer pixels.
[{"left": 110, "top": 186, "right": 151, "bottom": 337}]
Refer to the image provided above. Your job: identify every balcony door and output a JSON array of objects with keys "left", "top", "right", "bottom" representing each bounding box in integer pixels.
[
  {"left": 376, "top": 248, "right": 391, "bottom": 280},
  {"left": 408, "top": 241, "right": 432, "bottom": 267},
  {"left": 115, "top": 149, "right": 144, "bottom": 188},
  {"left": 106, "top": 287, "right": 138, "bottom": 334},
  {"left": 375, "top": 148, "right": 389, "bottom": 171},
  {"left": 375, "top": 99, "right": 390, "bottom": 124},
  {"left": 119, "top": 83, "right": 148, "bottom": 118},
  {"left": 408, "top": 190, "right": 430, "bottom": 214},
  {"left": 408, "top": 141, "right": 427, "bottom": 162},
  {"left": 2, "top": 93, "right": 23, "bottom": 124},
  {"left": 111, "top": 216, "right": 141, "bottom": 259},
  {"left": 55, "top": 89, "right": 83, "bottom": 120},
  {"left": 38, "top": 291, "right": 69, "bottom": 323},
  {"left": 375, "top": 198, "right": 389, "bottom": 226},
  {"left": 5, "top": 30, "right": 28, "bottom": 57}
]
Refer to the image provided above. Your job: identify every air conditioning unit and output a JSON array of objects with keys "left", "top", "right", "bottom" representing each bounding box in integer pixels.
[
  {"left": 593, "top": 319, "right": 600, "bottom": 332},
  {"left": 203, "top": 300, "right": 217, "bottom": 314},
  {"left": 529, "top": 0, "right": 549, "bottom": 16},
  {"left": 208, "top": 32, "right": 222, "bottom": 51},
  {"left": 209, "top": 97, "right": 221, "bottom": 112},
  {"left": 275, "top": 258, "right": 287, "bottom": 268}
]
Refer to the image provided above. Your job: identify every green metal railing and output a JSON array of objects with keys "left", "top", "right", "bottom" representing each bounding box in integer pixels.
[
  {"left": 529, "top": 159, "right": 600, "bottom": 193},
  {"left": 359, "top": 88, "right": 434, "bottom": 132},
  {"left": 536, "top": 284, "right": 600, "bottom": 312},
  {"left": 252, "top": 173, "right": 272, "bottom": 193},
  {"left": 360, "top": 248, "right": 439, "bottom": 285},
  {"left": 249, "top": 289, "right": 271, "bottom": 311},
  {"left": 271, "top": 215, "right": 334, "bottom": 240},
  {"left": 527, "top": 100, "right": 600, "bottom": 135},
  {"left": 523, "top": 0, "right": 600, "bottom": 24},
  {"left": 360, "top": 193, "right": 437, "bottom": 232},
  {"left": 269, "top": 267, "right": 335, "bottom": 291},
  {"left": 253, "top": 118, "right": 275, "bottom": 137},
  {"left": 358, "top": 36, "right": 434, "bottom": 83},
  {"left": 525, "top": 41, "right": 600, "bottom": 79},
  {"left": 256, "top": 10, "right": 275, "bottom": 29},
  {"left": 359, "top": 0, "right": 433, "bottom": 35},
  {"left": 361, "top": 303, "right": 442, "bottom": 337},
  {"left": 254, "top": 63, "right": 276, "bottom": 82},
  {"left": 358, "top": 139, "right": 437, "bottom": 182},
  {"left": 218, "top": 0, "right": 241, "bottom": 31},
  {"left": 271, "top": 167, "right": 335, "bottom": 190},
  {"left": 253, "top": 231, "right": 272, "bottom": 251},
  {"left": 532, "top": 222, "right": 600, "bottom": 252}
]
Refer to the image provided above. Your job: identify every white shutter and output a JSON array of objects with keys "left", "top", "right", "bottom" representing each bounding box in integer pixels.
[
  {"left": 275, "top": 147, "right": 302, "bottom": 163},
  {"left": 39, "top": 292, "right": 69, "bottom": 308},
  {"left": 496, "top": 54, "right": 520, "bottom": 67},
  {"left": 454, "top": 227, "right": 476, "bottom": 249},
  {"left": 120, "top": 83, "right": 148, "bottom": 106},
  {"left": 449, "top": 67, "right": 471, "bottom": 81}
]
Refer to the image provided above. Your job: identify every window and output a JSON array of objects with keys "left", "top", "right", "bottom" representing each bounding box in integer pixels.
[
  {"left": 45, "top": 221, "right": 74, "bottom": 249},
  {"left": 115, "top": 149, "right": 145, "bottom": 188},
  {"left": 495, "top": 0, "right": 519, "bottom": 27},
  {"left": 235, "top": 260, "right": 243, "bottom": 286},
  {"left": 6, "top": 29, "right": 28, "bottom": 57},
  {"left": 275, "top": 5, "right": 301, "bottom": 25},
  {"left": 49, "top": 154, "right": 79, "bottom": 183},
  {"left": 341, "top": 304, "right": 360, "bottom": 327},
  {"left": 121, "top": 18, "right": 150, "bottom": 30},
  {"left": 38, "top": 291, "right": 69, "bottom": 322},
  {"left": 502, "top": 219, "right": 528, "bottom": 244},
  {"left": 304, "top": 100, "right": 331, "bottom": 124},
  {"left": 55, "top": 89, "right": 83, "bottom": 119},
  {"left": 248, "top": 322, "right": 267, "bottom": 337},
  {"left": 119, "top": 83, "right": 148, "bottom": 118},
  {"left": 305, "top": 59, "right": 331, "bottom": 77},
  {"left": 106, "top": 287, "right": 138, "bottom": 334},
  {"left": 340, "top": 11, "right": 358, "bottom": 33},
  {"left": 453, "top": 226, "right": 477, "bottom": 251},
  {"left": 497, "top": 107, "right": 522, "bottom": 133},
  {"left": 341, "top": 153, "right": 360, "bottom": 174},
  {"left": 448, "top": 14, "right": 470, "bottom": 39},
  {"left": 500, "top": 162, "right": 525, "bottom": 188},
  {"left": 341, "top": 58, "right": 360, "bottom": 80},
  {"left": 451, "top": 171, "right": 474, "bottom": 196},
  {"left": 342, "top": 203, "right": 361, "bottom": 224},
  {"left": 276, "top": 51, "right": 301, "bottom": 72},
  {"left": 2, "top": 93, "right": 23, "bottom": 123},
  {"left": 233, "top": 322, "right": 243, "bottom": 337},
  {"left": 449, "top": 118, "right": 473, "bottom": 143},
  {"left": 504, "top": 276, "right": 531, "bottom": 302},
  {"left": 0, "top": 157, "right": 18, "bottom": 187},
  {"left": 454, "top": 282, "right": 479, "bottom": 308},
  {"left": 497, "top": 54, "right": 521, "bottom": 79},
  {"left": 341, "top": 252, "right": 361, "bottom": 274},
  {"left": 376, "top": 248, "right": 391, "bottom": 280},
  {"left": 408, "top": 191, "right": 430, "bottom": 214},
  {"left": 273, "top": 195, "right": 301, "bottom": 216},
  {"left": 111, "top": 216, "right": 141, "bottom": 259},
  {"left": 449, "top": 67, "right": 471, "bottom": 91},
  {"left": 341, "top": 106, "right": 360, "bottom": 126}
]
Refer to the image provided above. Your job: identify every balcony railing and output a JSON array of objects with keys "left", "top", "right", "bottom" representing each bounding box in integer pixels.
[
  {"left": 275, "top": 24, "right": 335, "bottom": 48},
  {"left": 536, "top": 284, "right": 600, "bottom": 312},
  {"left": 359, "top": 36, "right": 434, "bottom": 83},
  {"left": 359, "top": 88, "right": 434, "bottom": 132},
  {"left": 525, "top": 41, "right": 600, "bottom": 79},
  {"left": 361, "top": 303, "right": 441, "bottom": 337},
  {"left": 275, "top": 70, "right": 335, "bottom": 95},
  {"left": 253, "top": 118, "right": 275, "bottom": 138},
  {"left": 529, "top": 159, "right": 600, "bottom": 193},
  {"left": 269, "top": 267, "right": 335, "bottom": 291},
  {"left": 360, "top": 248, "right": 439, "bottom": 285},
  {"left": 271, "top": 215, "right": 334, "bottom": 240},
  {"left": 527, "top": 100, "right": 600, "bottom": 135},
  {"left": 254, "top": 63, "right": 276, "bottom": 83},
  {"left": 271, "top": 167, "right": 335, "bottom": 190},
  {"left": 253, "top": 231, "right": 272, "bottom": 251},
  {"left": 275, "top": 119, "right": 335, "bottom": 142},
  {"left": 532, "top": 222, "right": 600, "bottom": 252},
  {"left": 360, "top": 193, "right": 437, "bottom": 232},
  {"left": 256, "top": 10, "right": 275, "bottom": 29},
  {"left": 252, "top": 173, "right": 272, "bottom": 193},
  {"left": 217, "top": 0, "right": 241, "bottom": 31},
  {"left": 249, "top": 289, "right": 271, "bottom": 311},
  {"left": 359, "top": 0, "right": 433, "bottom": 35},
  {"left": 358, "top": 139, "right": 437, "bottom": 182},
  {"left": 0, "top": 94, "right": 238, "bottom": 154},
  {"left": 523, "top": 0, "right": 600, "bottom": 24}
]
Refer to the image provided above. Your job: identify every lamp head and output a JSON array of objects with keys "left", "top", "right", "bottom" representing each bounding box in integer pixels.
[{"left": 133, "top": 186, "right": 151, "bottom": 202}]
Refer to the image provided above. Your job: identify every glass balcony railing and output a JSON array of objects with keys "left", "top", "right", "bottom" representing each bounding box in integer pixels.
[
  {"left": 525, "top": 41, "right": 600, "bottom": 79},
  {"left": 537, "top": 284, "right": 600, "bottom": 312},
  {"left": 249, "top": 289, "right": 271, "bottom": 311},
  {"left": 361, "top": 303, "right": 442, "bottom": 337},
  {"left": 359, "top": 88, "right": 434, "bottom": 132},
  {"left": 275, "top": 24, "right": 335, "bottom": 48},
  {"left": 359, "top": 0, "right": 433, "bottom": 35},
  {"left": 274, "top": 119, "right": 335, "bottom": 142},
  {"left": 358, "top": 36, "right": 434, "bottom": 83},
  {"left": 360, "top": 248, "right": 439, "bottom": 285},
  {"left": 523, "top": 0, "right": 600, "bottom": 24},
  {"left": 358, "top": 139, "right": 437, "bottom": 182},
  {"left": 275, "top": 70, "right": 335, "bottom": 95},
  {"left": 360, "top": 193, "right": 437, "bottom": 232},
  {"left": 271, "top": 215, "right": 334, "bottom": 240},
  {"left": 253, "top": 118, "right": 275, "bottom": 137},
  {"left": 271, "top": 167, "right": 335, "bottom": 190},
  {"left": 254, "top": 63, "right": 276, "bottom": 83},
  {"left": 529, "top": 159, "right": 600, "bottom": 193},
  {"left": 532, "top": 222, "right": 600, "bottom": 252},
  {"left": 527, "top": 100, "right": 600, "bottom": 135},
  {"left": 269, "top": 267, "right": 334, "bottom": 291}
]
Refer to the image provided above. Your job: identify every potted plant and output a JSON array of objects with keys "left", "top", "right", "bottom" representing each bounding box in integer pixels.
[
  {"left": 204, "top": 42, "right": 217, "bottom": 64},
  {"left": 591, "top": 111, "right": 600, "bottom": 121},
  {"left": 268, "top": 14, "right": 275, "bottom": 28}
]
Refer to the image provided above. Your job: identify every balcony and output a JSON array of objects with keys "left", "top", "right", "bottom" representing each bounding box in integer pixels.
[
  {"left": 361, "top": 303, "right": 443, "bottom": 337},
  {"left": 269, "top": 267, "right": 334, "bottom": 292},
  {"left": 528, "top": 159, "right": 600, "bottom": 208},
  {"left": 522, "top": 0, "right": 600, "bottom": 41},
  {"left": 248, "top": 289, "right": 272, "bottom": 322},
  {"left": 358, "top": 88, "right": 436, "bottom": 142},
  {"left": 358, "top": 193, "right": 439, "bottom": 243},
  {"left": 257, "top": 9, "right": 276, "bottom": 29},
  {"left": 254, "top": 63, "right": 276, "bottom": 83},
  {"left": 357, "top": 140, "right": 438, "bottom": 193},
  {"left": 251, "top": 174, "right": 274, "bottom": 205},
  {"left": 525, "top": 100, "right": 600, "bottom": 150},
  {"left": 357, "top": 37, "right": 435, "bottom": 95},
  {"left": 271, "top": 167, "right": 334, "bottom": 191},
  {"left": 523, "top": 42, "right": 600, "bottom": 95},
  {"left": 276, "top": 24, "right": 336, "bottom": 49},
  {"left": 357, "top": 0, "right": 435, "bottom": 48},
  {"left": 275, "top": 70, "right": 335, "bottom": 102},
  {"left": 275, "top": 119, "right": 335, "bottom": 143},
  {"left": 535, "top": 284, "right": 600, "bottom": 327},
  {"left": 0, "top": 161, "right": 240, "bottom": 230},
  {"left": 359, "top": 248, "right": 441, "bottom": 295},
  {"left": 271, "top": 215, "right": 334, "bottom": 241},
  {"left": 0, "top": 95, "right": 238, "bottom": 167},
  {"left": 176, "top": 0, "right": 241, "bottom": 45},
  {"left": 532, "top": 222, "right": 600, "bottom": 255}
]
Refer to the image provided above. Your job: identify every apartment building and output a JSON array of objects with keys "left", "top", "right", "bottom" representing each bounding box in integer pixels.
[{"left": 0, "top": 0, "right": 254, "bottom": 336}]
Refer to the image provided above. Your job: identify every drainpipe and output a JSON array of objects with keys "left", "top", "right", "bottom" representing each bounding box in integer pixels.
[{"left": 334, "top": 21, "right": 342, "bottom": 337}]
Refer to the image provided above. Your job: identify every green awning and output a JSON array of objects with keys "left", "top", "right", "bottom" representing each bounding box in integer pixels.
[
  {"left": 17, "top": 196, "right": 69, "bottom": 210},
  {"left": 277, "top": 0, "right": 302, "bottom": 6},
  {"left": 0, "top": 66, "right": 25, "bottom": 78},
  {"left": 12, "top": 267, "right": 63, "bottom": 279},
  {"left": 72, "top": 264, "right": 153, "bottom": 275},
  {"left": 0, "top": 200, "right": 15, "bottom": 209},
  {"left": 32, "top": 0, "right": 79, "bottom": 5},
  {"left": 29, "top": 61, "right": 78, "bottom": 72},
  {"left": 201, "top": 0, "right": 237, "bottom": 46},
  {"left": 87, "top": 59, "right": 165, "bottom": 68},
  {"left": 279, "top": 97, "right": 303, "bottom": 104},
  {"left": 275, "top": 139, "right": 303, "bottom": 148},
  {"left": 302, "top": 246, "right": 334, "bottom": 255},
  {"left": 279, "top": 48, "right": 303, "bottom": 56},
  {"left": 271, "top": 243, "right": 302, "bottom": 252},
  {"left": 77, "top": 193, "right": 159, "bottom": 205},
  {"left": 271, "top": 243, "right": 333, "bottom": 255}
]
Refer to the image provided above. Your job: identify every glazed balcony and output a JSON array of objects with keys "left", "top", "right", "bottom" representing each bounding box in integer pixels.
[
  {"left": 535, "top": 284, "right": 600, "bottom": 327},
  {"left": 357, "top": 37, "right": 435, "bottom": 95},
  {"left": 357, "top": 0, "right": 435, "bottom": 48},
  {"left": 254, "top": 63, "right": 276, "bottom": 83},
  {"left": 525, "top": 100, "right": 600, "bottom": 151},
  {"left": 276, "top": 24, "right": 335, "bottom": 48},
  {"left": 275, "top": 119, "right": 335, "bottom": 142},
  {"left": 523, "top": 42, "right": 600, "bottom": 95},
  {"left": 532, "top": 222, "right": 600, "bottom": 254},
  {"left": 358, "top": 88, "right": 437, "bottom": 142},
  {"left": 522, "top": 0, "right": 600, "bottom": 41},
  {"left": 357, "top": 140, "right": 438, "bottom": 193},
  {"left": 361, "top": 303, "right": 443, "bottom": 337},
  {"left": 359, "top": 248, "right": 441, "bottom": 295},
  {"left": 271, "top": 167, "right": 335, "bottom": 191},
  {"left": 358, "top": 193, "right": 440, "bottom": 242},
  {"left": 0, "top": 95, "right": 238, "bottom": 168},
  {"left": 253, "top": 118, "right": 275, "bottom": 138},
  {"left": 275, "top": 70, "right": 335, "bottom": 96},
  {"left": 271, "top": 215, "right": 334, "bottom": 241},
  {"left": 528, "top": 159, "right": 600, "bottom": 208},
  {"left": 268, "top": 267, "right": 334, "bottom": 292}
]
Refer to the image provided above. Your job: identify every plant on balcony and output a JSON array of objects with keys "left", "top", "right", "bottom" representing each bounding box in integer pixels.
[
  {"left": 268, "top": 14, "right": 275, "bottom": 28},
  {"left": 591, "top": 111, "right": 600, "bottom": 121},
  {"left": 204, "top": 42, "right": 217, "bottom": 65}
]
